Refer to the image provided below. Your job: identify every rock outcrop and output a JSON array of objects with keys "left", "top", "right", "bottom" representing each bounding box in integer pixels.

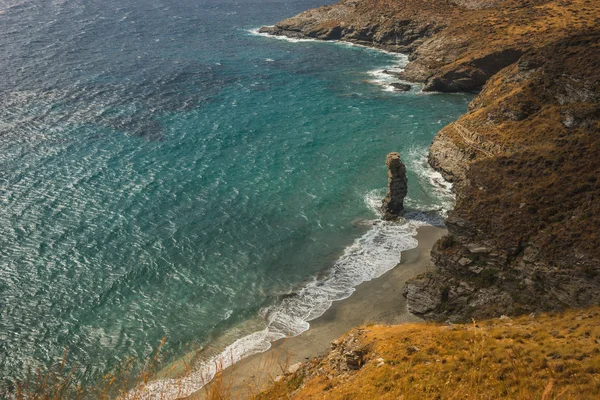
[
  {"left": 389, "top": 82, "right": 411, "bottom": 92},
  {"left": 258, "top": 0, "right": 453, "bottom": 54},
  {"left": 381, "top": 152, "right": 407, "bottom": 220}
]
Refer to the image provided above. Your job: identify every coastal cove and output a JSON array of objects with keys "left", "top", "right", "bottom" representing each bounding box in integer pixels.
[
  {"left": 256, "top": 0, "right": 600, "bottom": 326},
  {"left": 129, "top": 0, "right": 600, "bottom": 395},
  {"left": 0, "top": 0, "right": 472, "bottom": 395},
  {"left": 124, "top": 32, "right": 466, "bottom": 398},
  {"left": 4, "top": 0, "right": 599, "bottom": 398}
]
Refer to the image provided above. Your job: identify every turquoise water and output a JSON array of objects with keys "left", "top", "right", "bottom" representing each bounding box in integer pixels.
[{"left": 0, "top": 0, "right": 471, "bottom": 393}]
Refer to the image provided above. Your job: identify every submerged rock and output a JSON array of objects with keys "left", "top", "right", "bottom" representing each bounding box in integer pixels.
[
  {"left": 381, "top": 152, "right": 408, "bottom": 220},
  {"left": 382, "top": 69, "right": 404, "bottom": 79},
  {"left": 390, "top": 82, "right": 412, "bottom": 92}
]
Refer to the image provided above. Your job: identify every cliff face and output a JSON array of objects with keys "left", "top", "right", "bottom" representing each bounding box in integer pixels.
[
  {"left": 405, "top": 32, "right": 600, "bottom": 321},
  {"left": 259, "top": 0, "right": 455, "bottom": 53},
  {"left": 261, "top": 0, "right": 600, "bottom": 321}
]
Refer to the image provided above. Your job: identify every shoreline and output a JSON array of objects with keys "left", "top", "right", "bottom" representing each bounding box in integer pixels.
[
  {"left": 190, "top": 224, "right": 446, "bottom": 399},
  {"left": 129, "top": 217, "right": 447, "bottom": 400},
  {"left": 248, "top": 29, "right": 449, "bottom": 96},
  {"left": 249, "top": 26, "right": 415, "bottom": 56}
]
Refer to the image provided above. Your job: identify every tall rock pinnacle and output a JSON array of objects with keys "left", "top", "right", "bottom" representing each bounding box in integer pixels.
[{"left": 381, "top": 152, "right": 408, "bottom": 220}]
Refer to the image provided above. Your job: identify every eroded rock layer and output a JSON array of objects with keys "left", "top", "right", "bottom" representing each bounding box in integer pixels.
[{"left": 260, "top": 0, "right": 600, "bottom": 93}]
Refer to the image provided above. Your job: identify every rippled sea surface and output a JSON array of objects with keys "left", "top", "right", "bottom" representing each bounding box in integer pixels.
[{"left": 0, "top": 0, "right": 471, "bottom": 390}]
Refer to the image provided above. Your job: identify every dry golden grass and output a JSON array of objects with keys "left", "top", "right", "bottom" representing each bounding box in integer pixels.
[
  {"left": 256, "top": 307, "right": 600, "bottom": 399},
  {"left": 21, "top": 307, "right": 599, "bottom": 399}
]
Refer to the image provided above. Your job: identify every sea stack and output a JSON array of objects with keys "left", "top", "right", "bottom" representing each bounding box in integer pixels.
[{"left": 381, "top": 152, "right": 407, "bottom": 220}]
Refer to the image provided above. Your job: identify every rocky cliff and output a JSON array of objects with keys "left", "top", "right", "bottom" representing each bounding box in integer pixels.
[
  {"left": 261, "top": 0, "right": 600, "bottom": 321},
  {"left": 405, "top": 32, "right": 600, "bottom": 321},
  {"left": 260, "top": 0, "right": 598, "bottom": 93}
]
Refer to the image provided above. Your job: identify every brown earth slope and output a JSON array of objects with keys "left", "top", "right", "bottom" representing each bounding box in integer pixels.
[{"left": 261, "top": 0, "right": 600, "bottom": 321}]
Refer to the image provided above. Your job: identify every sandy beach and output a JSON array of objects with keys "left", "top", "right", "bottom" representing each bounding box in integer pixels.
[{"left": 187, "top": 224, "right": 446, "bottom": 399}]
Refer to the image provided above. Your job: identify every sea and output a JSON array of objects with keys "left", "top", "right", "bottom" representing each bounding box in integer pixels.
[{"left": 0, "top": 0, "right": 471, "bottom": 396}]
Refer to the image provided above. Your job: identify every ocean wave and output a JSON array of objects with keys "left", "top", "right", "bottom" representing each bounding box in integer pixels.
[
  {"left": 247, "top": 27, "right": 411, "bottom": 94},
  {"left": 248, "top": 27, "right": 319, "bottom": 43},
  {"left": 366, "top": 64, "right": 419, "bottom": 93},
  {"left": 248, "top": 27, "right": 450, "bottom": 96},
  {"left": 405, "top": 147, "right": 455, "bottom": 215}
]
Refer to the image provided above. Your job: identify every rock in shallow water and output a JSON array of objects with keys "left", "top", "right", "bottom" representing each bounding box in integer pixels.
[
  {"left": 389, "top": 82, "right": 412, "bottom": 92},
  {"left": 381, "top": 152, "right": 408, "bottom": 220}
]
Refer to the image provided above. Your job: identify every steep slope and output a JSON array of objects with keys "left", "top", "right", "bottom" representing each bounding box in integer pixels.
[
  {"left": 260, "top": 0, "right": 600, "bottom": 93},
  {"left": 405, "top": 32, "right": 600, "bottom": 321},
  {"left": 259, "top": 0, "right": 456, "bottom": 53}
]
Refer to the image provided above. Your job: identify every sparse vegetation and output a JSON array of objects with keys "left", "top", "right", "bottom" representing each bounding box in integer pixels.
[
  {"left": 437, "top": 235, "right": 456, "bottom": 250},
  {"left": 449, "top": 30, "right": 600, "bottom": 271},
  {"left": 7, "top": 338, "right": 247, "bottom": 400}
]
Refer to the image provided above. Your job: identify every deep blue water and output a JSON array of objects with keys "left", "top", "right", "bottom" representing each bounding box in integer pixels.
[{"left": 0, "top": 0, "right": 471, "bottom": 393}]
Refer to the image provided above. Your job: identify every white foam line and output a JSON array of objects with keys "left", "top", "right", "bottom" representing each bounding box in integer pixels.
[
  {"left": 248, "top": 28, "right": 415, "bottom": 94},
  {"left": 248, "top": 27, "right": 320, "bottom": 43},
  {"left": 247, "top": 28, "right": 409, "bottom": 60},
  {"left": 405, "top": 147, "right": 455, "bottom": 215}
]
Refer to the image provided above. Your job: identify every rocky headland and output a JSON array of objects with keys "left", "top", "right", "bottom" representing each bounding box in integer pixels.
[{"left": 260, "top": 0, "right": 600, "bottom": 322}]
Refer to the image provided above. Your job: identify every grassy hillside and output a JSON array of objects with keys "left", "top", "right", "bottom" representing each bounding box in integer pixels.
[{"left": 255, "top": 307, "right": 600, "bottom": 399}]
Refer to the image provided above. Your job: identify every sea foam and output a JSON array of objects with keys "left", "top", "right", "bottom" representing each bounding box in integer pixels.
[
  {"left": 248, "top": 27, "right": 319, "bottom": 43},
  {"left": 248, "top": 27, "right": 409, "bottom": 57},
  {"left": 248, "top": 27, "right": 411, "bottom": 93}
]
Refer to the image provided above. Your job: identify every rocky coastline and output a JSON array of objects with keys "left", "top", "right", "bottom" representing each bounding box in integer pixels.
[{"left": 261, "top": 0, "right": 600, "bottom": 322}]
